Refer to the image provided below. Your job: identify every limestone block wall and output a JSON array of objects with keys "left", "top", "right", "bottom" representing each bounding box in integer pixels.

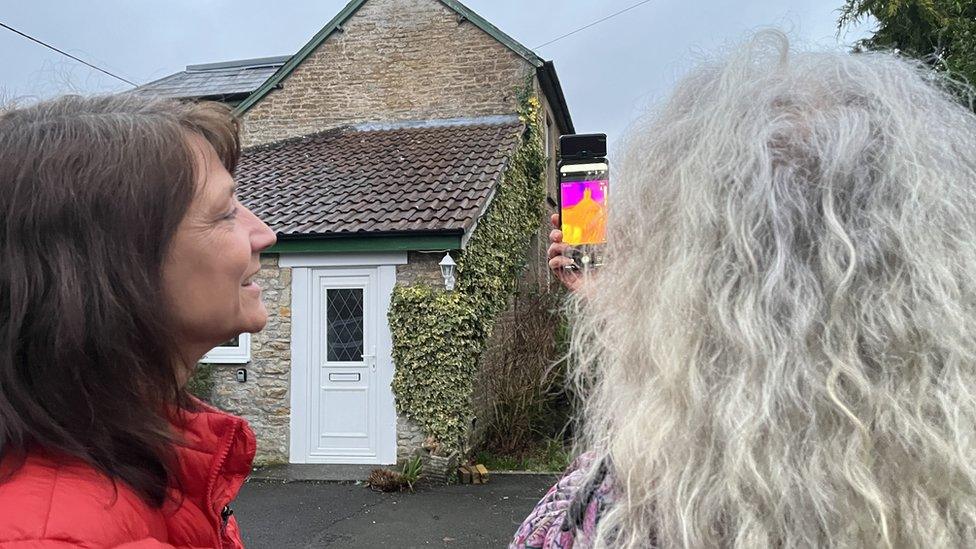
[
  {"left": 397, "top": 416, "right": 427, "bottom": 464},
  {"left": 242, "top": 0, "right": 533, "bottom": 146},
  {"left": 210, "top": 254, "right": 293, "bottom": 464},
  {"left": 395, "top": 251, "right": 446, "bottom": 288}
]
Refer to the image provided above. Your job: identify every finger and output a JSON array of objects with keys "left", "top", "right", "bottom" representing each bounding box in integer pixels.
[
  {"left": 550, "top": 213, "right": 560, "bottom": 229},
  {"left": 548, "top": 242, "right": 571, "bottom": 259},
  {"left": 549, "top": 229, "right": 563, "bottom": 244},
  {"left": 548, "top": 256, "right": 576, "bottom": 271}
]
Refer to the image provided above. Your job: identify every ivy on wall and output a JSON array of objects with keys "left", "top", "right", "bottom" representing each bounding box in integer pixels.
[
  {"left": 388, "top": 86, "right": 546, "bottom": 455},
  {"left": 186, "top": 362, "right": 215, "bottom": 403}
]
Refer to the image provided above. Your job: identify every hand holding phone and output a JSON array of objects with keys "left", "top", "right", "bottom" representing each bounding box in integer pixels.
[{"left": 547, "top": 213, "right": 586, "bottom": 293}]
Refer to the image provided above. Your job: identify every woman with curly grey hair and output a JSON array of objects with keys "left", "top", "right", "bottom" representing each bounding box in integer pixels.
[{"left": 513, "top": 30, "right": 976, "bottom": 548}]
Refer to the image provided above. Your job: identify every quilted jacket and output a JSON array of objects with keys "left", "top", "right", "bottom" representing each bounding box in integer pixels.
[{"left": 0, "top": 400, "right": 256, "bottom": 548}]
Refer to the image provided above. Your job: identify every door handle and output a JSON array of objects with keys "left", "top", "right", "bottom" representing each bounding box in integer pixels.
[{"left": 362, "top": 353, "right": 376, "bottom": 372}]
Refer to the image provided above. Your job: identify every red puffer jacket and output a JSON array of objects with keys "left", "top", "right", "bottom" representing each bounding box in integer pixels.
[{"left": 0, "top": 400, "right": 256, "bottom": 548}]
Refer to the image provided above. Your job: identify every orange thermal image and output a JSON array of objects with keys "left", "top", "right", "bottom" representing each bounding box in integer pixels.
[{"left": 561, "top": 181, "right": 607, "bottom": 245}]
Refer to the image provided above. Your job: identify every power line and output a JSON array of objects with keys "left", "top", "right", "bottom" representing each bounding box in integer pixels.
[
  {"left": 0, "top": 21, "right": 137, "bottom": 87},
  {"left": 1, "top": 4, "right": 651, "bottom": 86},
  {"left": 534, "top": 0, "right": 654, "bottom": 50}
]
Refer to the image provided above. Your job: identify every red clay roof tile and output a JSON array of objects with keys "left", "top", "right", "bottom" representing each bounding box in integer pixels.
[{"left": 236, "top": 120, "right": 522, "bottom": 236}]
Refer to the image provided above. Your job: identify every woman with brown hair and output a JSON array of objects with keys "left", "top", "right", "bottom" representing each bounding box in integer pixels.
[{"left": 0, "top": 94, "right": 276, "bottom": 547}]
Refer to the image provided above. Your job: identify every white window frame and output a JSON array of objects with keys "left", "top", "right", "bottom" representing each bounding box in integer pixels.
[{"left": 202, "top": 333, "right": 251, "bottom": 364}]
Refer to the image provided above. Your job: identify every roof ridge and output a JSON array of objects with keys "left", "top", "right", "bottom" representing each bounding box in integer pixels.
[
  {"left": 186, "top": 55, "right": 292, "bottom": 72},
  {"left": 133, "top": 57, "right": 288, "bottom": 98}
]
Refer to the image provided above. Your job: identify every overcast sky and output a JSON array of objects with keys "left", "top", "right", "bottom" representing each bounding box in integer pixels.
[{"left": 0, "top": 0, "right": 874, "bottom": 146}]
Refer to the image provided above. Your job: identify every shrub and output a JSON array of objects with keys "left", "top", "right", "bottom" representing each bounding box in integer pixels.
[
  {"left": 401, "top": 455, "right": 423, "bottom": 491},
  {"left": 367, "top": 468, "right": 408, "bottom": 492},
  {"left": 471, "top": 290, "right": 572, "bottom": 456}
]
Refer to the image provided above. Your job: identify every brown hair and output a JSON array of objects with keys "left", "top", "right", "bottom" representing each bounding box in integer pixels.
[{"left": 0, "top": 94, "right": 240, "bottom": 506}]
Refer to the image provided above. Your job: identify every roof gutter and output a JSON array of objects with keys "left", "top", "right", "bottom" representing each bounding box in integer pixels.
[
  {"left": 267, "top": 230, "right": 464, "bottom": 254},
  {"left": 276, "top": 229, "right": 464, "bottom": 240},
  {"left": 538, "top": 61, "right": 575, "bottom": 135}
]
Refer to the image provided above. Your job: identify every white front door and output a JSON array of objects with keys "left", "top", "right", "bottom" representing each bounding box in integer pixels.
[
  {"left": 311, "top": 269, "right": 378, "bottom": 460},
  {"left": 287, "top": 255, "right": 401, "bottom": 465}
]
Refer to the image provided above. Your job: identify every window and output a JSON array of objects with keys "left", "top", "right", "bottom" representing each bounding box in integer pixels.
[
  {"left": 326, "top": 288, "right": 364, "bottom": 362},
  {"left": 202, "top": 333, "right": 251, "bottom": 364}
]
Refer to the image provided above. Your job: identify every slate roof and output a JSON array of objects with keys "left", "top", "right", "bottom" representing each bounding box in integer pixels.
[
  {"left": 235, "top": 116, "right": 523, "bottom": 236},
  {"left": 135, "top": 56, "right": 289, "bottom": 100}
]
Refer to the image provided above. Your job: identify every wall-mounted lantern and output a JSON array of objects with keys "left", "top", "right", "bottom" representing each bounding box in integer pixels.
[{"left": 439, "top": 253, "right": 457, "bottom": 291}]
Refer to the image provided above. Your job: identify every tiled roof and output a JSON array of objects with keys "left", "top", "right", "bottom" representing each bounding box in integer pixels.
[
  {"left": 135, "top": 56, "right": 289, "bottom": 100},
  {"left": 236, "top": 117, "right": 523, "bottom": 236}
]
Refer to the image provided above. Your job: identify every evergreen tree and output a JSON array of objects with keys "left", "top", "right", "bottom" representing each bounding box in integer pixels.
[{"left": 840, "top": 0, "right": 976, "bottom": 102}]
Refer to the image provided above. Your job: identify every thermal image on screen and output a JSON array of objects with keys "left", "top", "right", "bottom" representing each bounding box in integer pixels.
[{"left": 560, "top": 179, "right": 608, "bottom": 245}]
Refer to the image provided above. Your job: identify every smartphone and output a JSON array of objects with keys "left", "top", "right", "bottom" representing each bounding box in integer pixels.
[
  {"left": 558, "top": 134, "right": 608, "bottom": 269},
  {"left": 558, "top": 162, "right": 609, "bottom": 246}
]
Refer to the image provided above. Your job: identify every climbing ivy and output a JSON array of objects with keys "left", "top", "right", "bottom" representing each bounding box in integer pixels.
[
  {"left": 186, "top": 362, "right": 215, "bottom": 403},
  {"left": 388, "top": 85, "right": 546, "bottom": 455}
]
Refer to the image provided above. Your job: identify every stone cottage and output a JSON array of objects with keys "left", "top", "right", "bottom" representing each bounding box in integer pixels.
[{"left": 136, "top": 0, "right": 574, "bottom": 474}]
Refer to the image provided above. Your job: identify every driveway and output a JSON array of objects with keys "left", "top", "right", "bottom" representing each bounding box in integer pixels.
[{"left": 233, "top": 473, "right": 557, "bottom": 548}]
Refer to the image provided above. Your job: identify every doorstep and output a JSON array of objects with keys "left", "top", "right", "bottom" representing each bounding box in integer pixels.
[{"left": 249, "top": 463, "right": 386, "bottom": 482}]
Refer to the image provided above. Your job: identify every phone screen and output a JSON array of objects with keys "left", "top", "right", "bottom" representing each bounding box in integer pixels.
[{"left": 559, "top": 162, "right": 609, "bottom": 246}]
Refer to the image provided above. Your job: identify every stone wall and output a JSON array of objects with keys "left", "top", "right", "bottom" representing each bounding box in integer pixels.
[
  {"left": 242, "top": 0, "right": 533, "bottom": 146},
  {"left": 396, "top": 416, "right": 426, "bottom": 464},
  {"left": 395, "top": 251, "right": 446, "bottom": 287},
  {"left": 205, "top": 252, "right": 446, "bottom": 468},
  {"left": 210, "top": 254, "right": 293, "bottom": 464}
]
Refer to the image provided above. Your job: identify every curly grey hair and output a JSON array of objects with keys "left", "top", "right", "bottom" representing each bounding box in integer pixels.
[{"left": 568, "top": 30, "right": 976, "bottom": 547}]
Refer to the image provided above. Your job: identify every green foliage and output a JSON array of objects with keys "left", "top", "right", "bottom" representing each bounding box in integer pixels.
[
  {"left": 474, "top": 436, "right": 572, "bottom": 473},
  {"left": 455, "top": 89, "right": 547, "bottom": 333},
  {"left": 388, "top": 86, "right": 546, "bottom": 456},
  {"left": 840, "top": 0, "right": 976, "bottom": 103},
  {"left": 389, "top": 286, "right": 481, "bottom": 452},
  {"left": 186, "top": 363, "right": 215, "bottom": 403},
  {"left": 401, "top": 455, "right": 424, "bottom": 491}
]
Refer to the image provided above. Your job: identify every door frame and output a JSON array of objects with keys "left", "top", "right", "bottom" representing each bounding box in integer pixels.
[{"left": 284, "top": 252, "right": 406, "bottom": 464}]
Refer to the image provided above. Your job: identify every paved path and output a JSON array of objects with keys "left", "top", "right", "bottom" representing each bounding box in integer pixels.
[{"left": 233, "top": 473, "right": 557, "bottom": 548}]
